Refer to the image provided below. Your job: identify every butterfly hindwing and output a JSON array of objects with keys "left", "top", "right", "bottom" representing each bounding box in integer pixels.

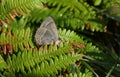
[
  {"left": 40, "top": 17, "right": 59, "bottom": 41},
  {"left": 41, "top": 29, "right": 54, "bottom": 45},
  {"left": 35, "top": 27, "right": 47, "bottom": 45}
]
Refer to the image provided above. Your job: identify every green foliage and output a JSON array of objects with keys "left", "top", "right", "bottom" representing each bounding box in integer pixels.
[
  {"left": 28, "top": 0, "right": 106, "bottom": 32},
  {"left": 0, "top": 0, "right": 120, "bottom": 77},
  {"left": 0, "top": 0, "right": 42, "bottom": 20},
  {"left": 59, "top": 68, "right": 93, "bottom": 77},
  {"left": 6, "top": 46, "right": 80, "bottom": 76},
  {"left": 0, "top": 18, "right": 34, "bottom": 53}
]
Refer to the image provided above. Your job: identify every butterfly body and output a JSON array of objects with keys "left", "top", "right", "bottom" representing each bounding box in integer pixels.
[{"left": 35, "top": 17, "right": 59, "bottom": 46}]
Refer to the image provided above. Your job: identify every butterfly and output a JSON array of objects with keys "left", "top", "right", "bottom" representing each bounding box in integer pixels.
[{"left": 35, "top": 16, "right": 60, "bottom": 46}]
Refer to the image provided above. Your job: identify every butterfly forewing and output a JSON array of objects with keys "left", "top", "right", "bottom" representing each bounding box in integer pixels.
[
  {"left": 45, "top": 21, "right": 59, "bottom": 41},
  {"left": 40, "top": 17, "right": 54, "bottom": 28}
]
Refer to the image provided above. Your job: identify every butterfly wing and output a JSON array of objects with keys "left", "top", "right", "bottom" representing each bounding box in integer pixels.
[
  {"left": 40, "top": 17, "right": 59, "bottom": 41},
  {"left": 35, "top": 17, "right": 59, "bottom": 46},
  {"left": 40, "top": 29, "right": 54, "bottom": 45},
  {"left": 40, "top": 17, "right": 54, "bottom": 28},
  {"left": 34, "top": 27, "right": 47, "bottom": 45},
  {"left": 45, "top": 21, "right": 59, "bottom": 42}
]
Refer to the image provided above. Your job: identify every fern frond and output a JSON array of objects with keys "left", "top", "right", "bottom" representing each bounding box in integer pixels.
[
  {"left": 0, "top": 26, "right": 33, "bottom": 54},
  {"left": 59, "top": 28, "right": 84, "bottom": 43},
  {"left": 64, "top": 69, "right": 93, "bottom": 77},
  {"left": 0, "top": 55, "right": 15, "bottom": 77},
  {"left": 0, "top": 55, "right": 8, "bottom": 71},
  {"left": 0, "top": 0, "right": 42, "bottom": 21},
  {"left": 48, "top": 0, "right": 88, "bottom": 13},
  {"left": 0, "top": 16, "right": 87, "bottom": 54},
  {"left": 6, "top": 45, "right": 80, "bottom": 76},
  {"left": 28, "top": 0, "right": 106, "bottom": 32},
  {"left": 0, "top": 17, "right": 35, "bottom": 54},
  {"left": 102, "top": 0, "right": 120, "bottom": 7},
  {"left": 59, "top": 28, "right": 103, "bottom": 59}
]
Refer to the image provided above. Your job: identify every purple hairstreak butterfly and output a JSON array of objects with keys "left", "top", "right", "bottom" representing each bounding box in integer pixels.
[{"left": 35, "top": 17, "right": 60, "bottom": 46}]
